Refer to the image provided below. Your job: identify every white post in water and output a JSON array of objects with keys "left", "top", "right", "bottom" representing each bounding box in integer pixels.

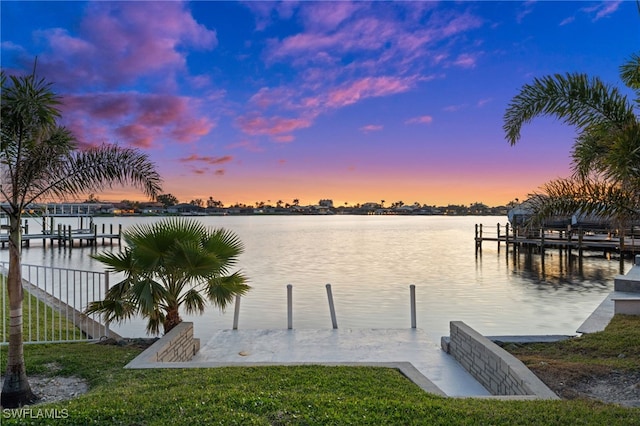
[
  {"left": 232, "top": 295, "right": 241, "bottom": 330},
  {"left": 287, "top": 284, "right": 293, "bottom": 329},
  {"left": 410, "top": 284, "right": 416, "bottom": 329},
  {"left": 326, "top": 283, "right": 338, "bottom": 329}
]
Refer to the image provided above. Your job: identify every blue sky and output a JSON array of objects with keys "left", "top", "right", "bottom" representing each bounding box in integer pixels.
[{"left": 1, "top": 1, "right": 637, "bottom": 206}]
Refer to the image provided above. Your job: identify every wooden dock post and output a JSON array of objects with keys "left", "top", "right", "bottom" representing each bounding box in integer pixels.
[
  {"left": 118, "top": 224, "right": 122, "bottom": 246},
  {"left": 41, "top": 219, "right": 46, "bottom": 248},
  {"left": 496, "top": 223, "right": 501, "bottom": 251},
  {"left": 326, "top": 284, "right": 338, "bottom": 329},
  {"left": 287, "top": 284, "right": 293, "bottom": 330},
  {"left": 102, "top": 224, "right": 105, "bottom": 245},
  {"left": 24, "top": 220, "right": 29, "bottom": 247}
]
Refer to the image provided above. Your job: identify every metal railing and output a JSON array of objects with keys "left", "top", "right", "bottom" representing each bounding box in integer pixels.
[{"left": 0, "top": 261, "right": 114, "bottom": 344}]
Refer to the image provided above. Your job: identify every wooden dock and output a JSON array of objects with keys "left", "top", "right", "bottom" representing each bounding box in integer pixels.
[
  {"left": 475, "top": 223, "right": 640, "bottom": 255},
  {"left": 0, "top": 223, "right": 121, "bottom": 249}
]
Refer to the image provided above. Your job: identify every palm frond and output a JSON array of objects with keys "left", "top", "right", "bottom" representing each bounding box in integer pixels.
[
  {"left": 205, "top": 272, "right": 250, "bottom": 310},
  {"left": 504, "top": 73, "right": 635, "bottom": 145},
  {"left": 85, "top": 298, "right": 138, "bottom": 324},
  {"left": 526, "top": 177, "right": 639, "bottom": 226},
  {"left": 180, "top": 288, "right": 206, "bottom": 315},
  {"left": 37, "top": 144, "right": 162, "bottom": 204},
  {"left": 619, "top": 51, "right": 640, "bottom": 103}
]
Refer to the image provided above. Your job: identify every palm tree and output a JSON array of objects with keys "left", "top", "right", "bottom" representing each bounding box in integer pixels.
[
  {"left": 503, "top": 52, "right": 640, "bottom": 224},
  {"left": 86, "top": 218, "right": 250, "bottom": 335},
  {"left": 0, "top": 68, "right": 162, "bottom": 407}
]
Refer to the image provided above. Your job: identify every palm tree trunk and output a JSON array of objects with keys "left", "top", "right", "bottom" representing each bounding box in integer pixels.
[
  {"left": 1, "top": 213, "right": 37, "bottom": 408},
  {"left": 163, "top": 307, "right": 182, "bottom": 334}
]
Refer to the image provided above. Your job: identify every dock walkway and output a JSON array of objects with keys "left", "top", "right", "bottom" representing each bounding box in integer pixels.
[
  {"left": 475, "top": 223, "right": 640, "bottom": 255},
  {"left": 0, "top": 226, "right": 121, "bottom": 249}
]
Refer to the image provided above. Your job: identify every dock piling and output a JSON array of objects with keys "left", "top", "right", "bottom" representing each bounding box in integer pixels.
[
  {"left": 326, "top": 283, "right": 338, "bottom": 329},
  {"left": 410, "top": 284, "right": 416, "bottom": 329},
  {"left": 287, "top": 284, "right": 293, "bottom": 330},
  {"left": 232, "top": 295, "right": 241, "bottom": 330}
]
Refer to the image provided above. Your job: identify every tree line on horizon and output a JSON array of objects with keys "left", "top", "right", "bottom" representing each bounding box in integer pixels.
[{"left": 83, "top": 193, "right": 516, "bottom": 214}]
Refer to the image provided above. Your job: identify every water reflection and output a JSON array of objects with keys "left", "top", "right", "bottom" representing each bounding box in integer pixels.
[{"left": 478, "top": 244, "right": 626, "bottom": 290}]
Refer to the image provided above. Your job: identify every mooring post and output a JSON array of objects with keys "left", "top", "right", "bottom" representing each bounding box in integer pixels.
[
  {"left": 118, "top": 224, "right": 122, "bottom": 246},
  {"left": 287, "top": 284, "right": 293, "bottom": 330},
  {"left": 41, "top": 219, "right": 46, "bottom": 248},
  {"left": 24, "top": 220, "right": 29, "bottom": 247},
  {"left": 326, "top": 283, "right": 338, "bottom": 329},
  {"left": 232, "top": 295, "right": 241, "bottom": 330},
  {"left": 505, "top": 223, "right": 510, "bottom": 249},
  {"left": 410, "top": 284, "right": 416, "bottom": 329}
]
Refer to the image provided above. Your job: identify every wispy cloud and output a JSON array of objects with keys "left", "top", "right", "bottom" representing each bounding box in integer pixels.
[
  {"left": 360, "top": 124, "right": 383, "bottom": 133},
  {"left": 405, "top": 115, "right": 433, "bottom": 125},
  {"left": 443, "top": 104, "right": 468, "bottom": 113},
  {"left": 239, "top": 3, "right": 483, "bottom": 144},
  {"left": 559, "top": 16, "right": 575, "bottom": 26},
  {"left": 326, "top": 76, "right": 415, "bottom": 108},
  {"left": 179, "top": 155, "right": 233, "bottom": 165},
  {"left": 476, "top": 98, "right": 492, "bottom": 107},
  {"left": 236, "top": 114, "right": 312, "bottom": 141},
  {"left": 516, "top": 1, "right": 536, "bottom": 23},
  {"left": 582, "top": 1, "right": 621, "bottom": 21},
  {"left": 452, "top": 53, "right": 479, "bottom": 69}
]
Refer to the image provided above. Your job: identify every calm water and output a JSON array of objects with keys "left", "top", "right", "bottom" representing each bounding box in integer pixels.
[{"left": 11, "top": 215, "right": 632, "bottom": 340}]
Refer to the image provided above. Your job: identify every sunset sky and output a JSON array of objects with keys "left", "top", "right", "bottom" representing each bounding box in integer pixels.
[{"left": 2, "top": 1, "right": 637, "bottom": 207}]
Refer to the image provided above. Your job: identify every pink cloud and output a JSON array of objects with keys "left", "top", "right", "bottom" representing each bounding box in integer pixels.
[
  {"left": 59, "top": 92, "right": 214, "bottom": 148},
  {"left": 273, "top": 135, "right": 295, "bottom": 143},
  {"left": 249, "top": 87, "right": 296, "bottom": 109},
  {"left": 405, "top": 115, "right": 433, "bottom": 125},
  {"left": 214, "top": 169, "right": 225, "bottom": 176},
  {"left": 452, "top": 53, "right": 478, "bottom": 69},
  {"left": 226, "top": 140, "right": 264, "bottom": 153},
  {"left": 115, "top": 123, "right": 155, "bottom": 148},
  {"left": 299, "top": 2, "right": 362, "bottom": 31},
  {"left": 327, "top": 76, "right": 414, "bottom": 108},
  {"left": 443, "top": 104, "right": 467, "bottom": 112},
  {"left": 35, "top": 2, "right": 216, "bottom": 90},
  {"left": 180, "top": 155, "right": 233, "bottom": 165},
  {"left": 476, "top": 98, "right": 492, "bottom": 107},
  {"left": 360, "top": 125, "right": 383, "bottom": 133},
  {"left": 236, "top": 114, "right": 312, "bottom": 139}
]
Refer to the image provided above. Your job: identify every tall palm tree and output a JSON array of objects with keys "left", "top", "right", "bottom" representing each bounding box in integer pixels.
[
  {"left": 1, "top": 69, "right": 162, "bottom": 407},
  {"left": 503, "top": 52, "right": 640, "bottom": 224},
  {"left": 86, "top": 218, "right": 250, "bottom": 335}
]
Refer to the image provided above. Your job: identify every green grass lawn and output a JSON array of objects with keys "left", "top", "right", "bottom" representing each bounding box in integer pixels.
[
  {"left": 1, "top": 317, "right": 639, "bottom": 425},
  {"left": 1, "top": 275, "right": 85, "bottom": 342}
]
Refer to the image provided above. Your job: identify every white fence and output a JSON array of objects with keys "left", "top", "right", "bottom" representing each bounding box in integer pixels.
[{"left": 0, "top": 261, "right": 116, "bottom": 344}]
